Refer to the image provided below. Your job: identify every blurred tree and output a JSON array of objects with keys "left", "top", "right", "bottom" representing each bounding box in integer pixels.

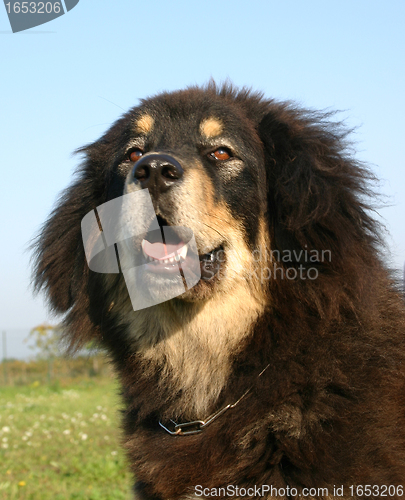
[
  {"left": 27, "top": 324, "right": 63, "bottom": 359},
  {"left": 26, "top": 325, "right": 106, "bottom": 380},
  {"left": 26, "top": 324, "right": 63, "bottom": 382}
]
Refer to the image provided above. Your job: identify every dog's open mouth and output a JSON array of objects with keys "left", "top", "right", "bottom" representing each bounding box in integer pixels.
[{"left": 141, "top": 217, "right": 224, "bottom": 281}]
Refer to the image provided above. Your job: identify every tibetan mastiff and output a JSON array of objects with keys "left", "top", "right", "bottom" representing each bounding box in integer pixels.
[{"left": 33, "top": 83, "right": 405, "bottom": 498}]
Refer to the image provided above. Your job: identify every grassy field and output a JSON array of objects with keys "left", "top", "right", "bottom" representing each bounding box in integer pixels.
[{"left": 0, "top": 376, "right": 133, "bottom": 499}]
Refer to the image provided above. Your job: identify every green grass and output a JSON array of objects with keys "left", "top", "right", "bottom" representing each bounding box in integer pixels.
[{"left": 0, "top": 377, "right": 133, "bottom": 499}]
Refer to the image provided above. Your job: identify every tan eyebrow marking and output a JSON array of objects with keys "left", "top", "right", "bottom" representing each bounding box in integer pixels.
[
  {"left": 200, "top": 117, "right": 224, "bottom": 138},
  {"left": 134, "top": 114, "right": 154, "bottom": 134}
]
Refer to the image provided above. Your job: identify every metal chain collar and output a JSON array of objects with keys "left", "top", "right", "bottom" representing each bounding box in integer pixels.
[{"left": 159, "top": 363, "right": 270, "bottom": 436}]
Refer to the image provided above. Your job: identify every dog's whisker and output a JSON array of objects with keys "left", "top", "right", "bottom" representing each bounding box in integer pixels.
[
  {"left": 199, "top": 211, "right": 230, "bottom": 224},
  {"left": 200, "top": 221, "right": 228, "bottom": 242}
]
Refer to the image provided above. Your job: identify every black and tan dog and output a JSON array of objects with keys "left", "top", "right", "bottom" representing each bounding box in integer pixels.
[{"left": 33, "top": 83, "right": 405, "bottom": 498}]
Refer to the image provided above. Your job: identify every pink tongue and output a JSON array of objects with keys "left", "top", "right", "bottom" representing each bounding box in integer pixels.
[{"left": 143, "top": 240, "right": 185, "bottom": 260}]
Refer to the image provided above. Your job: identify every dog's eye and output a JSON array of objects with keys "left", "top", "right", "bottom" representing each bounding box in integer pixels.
[
  {"left": 210, "top": 148, "right": 232, "bottom": 161},
  {"left": 128, "top": 149, "right": 144, "bottom": 162}
]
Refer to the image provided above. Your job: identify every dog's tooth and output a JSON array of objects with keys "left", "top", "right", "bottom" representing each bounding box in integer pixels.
[
  {"left": 175, "top": 254, "right": 181, "bottom": 262},
  {"left": 163, "top": 259, "right": 169, "bottom": 264},
  {"left": 169, "top": 257, "right": 175, "bottom": 263},
  {"left": 179, "top": 244, "right": 188, "bottom": 260},
  {"left": 141, "top": 239, "right": 148, "bottom": 259}
]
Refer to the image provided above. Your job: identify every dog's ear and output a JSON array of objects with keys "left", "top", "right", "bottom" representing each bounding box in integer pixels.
[
  {"left": 31, "top": 138, "right": 114, "bottom": 349},
  {"left": 257, "top": 105, "right": 379, "bottom": 272}
]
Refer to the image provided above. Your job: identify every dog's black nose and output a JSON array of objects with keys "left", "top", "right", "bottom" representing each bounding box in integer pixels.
[{"left": 132, "top": 154, "right": 184, "bottom": 192}]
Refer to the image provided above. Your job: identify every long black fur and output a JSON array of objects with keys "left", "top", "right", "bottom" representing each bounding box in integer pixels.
[{"left": 33, "top": 83, "right": 405, "bottom": 498}]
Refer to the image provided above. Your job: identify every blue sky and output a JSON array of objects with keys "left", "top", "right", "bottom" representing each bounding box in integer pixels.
[{"left": 1, "top": 1, "right": 404, "bottom": 356}]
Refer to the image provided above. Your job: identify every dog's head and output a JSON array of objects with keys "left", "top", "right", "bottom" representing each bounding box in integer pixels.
[
  {"left": 102, "top": 87, "right": 271, "bottom": 306},
  {"left": 33, "top": 83, "right": 377, "bottom": 347}
]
